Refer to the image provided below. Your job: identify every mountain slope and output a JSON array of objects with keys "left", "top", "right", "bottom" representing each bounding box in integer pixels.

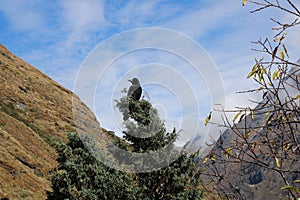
[
  {"left": 0, "top": 44, "right": 103, "bottom": 199},
  {"left": 203, "top": 100, "right": 300, "bottom": 199}
]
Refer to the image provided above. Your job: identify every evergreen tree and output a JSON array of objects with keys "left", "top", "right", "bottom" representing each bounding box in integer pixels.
[
  {"left": 115, "top": 94, "right": 203, "bottom": 200},
  {"left": 48, "top": 92, "right": 203, "bottom": 200},
  {"left": 47, "top": 132, "right": 141, "bottom": 200}
]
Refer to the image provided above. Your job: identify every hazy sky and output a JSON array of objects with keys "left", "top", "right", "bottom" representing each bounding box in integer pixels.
[{"left": 1, "top": 0, "right": 299, "bottom": 148}]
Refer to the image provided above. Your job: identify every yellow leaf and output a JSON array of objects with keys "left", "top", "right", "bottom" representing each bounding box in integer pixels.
[
  {"left": 258, "top": 73, "right": 263, "bottom": 83},
  {"left": 267, "top": 82, "right": 272, "bottom": 86},
  {"left": 275, "top": 157, "right": 280, "bottom": 168},
  {"left": 284, "top": 143, "right": 291, "bottom": 151},
  {"left": 245, "top": 131, "right": 249, "bottom": 140},
  {"left": 274, "top": 37, "right": 280, "bottom": 42},
  {"left": 266, "top": 113, "right": 274, "bottom": 124},
  {"left": 242, "top": 0, "right": 247, "bottom": 6},
  {"left": 272, "top": 69, "right": 280, "bottom": 80},
  {"left": 203, "top": 157, "right": 209, "bottom": 164},
  {"left": 281, "top": 185, "right": 300, "bottom": 193},
  {"left": 294, "top": 180, "right": 300, "bottom": 183},
  {"left": 261, "top": 67, "right": 267, "bottom": 75},
  {"left": 225, "top": 147, "right": 233, "bottom": 159},
  {"left": 238, "top": 113, "right": 245, "bottom": 123},
  {"left": 281, "top": 185, "right": 294, "bottom": 190},
  {"left": 233, "top": 110, "right": 242, "bottom": 123},
  {"left": 247, "top": 71, "right": 255, "bottom": 79},
  {"left": 280, "top": 33, "right": 286, "bottom": 41},
  {"left": 282, "top": 44, "right": 289, "bottom": 58},
  {"left": 247, "top": 65, "right": 258, "bottom": 78},
  {"left": 193, "top": 149, "right": 200, "bottom": 158},
  {"left": 295, "top": 95, "right": 300, "bottom": 100},
  {"left": 256, "top": 86, "right": 264, "bottom": 92},
  {"left": 250, "top": 109, "right": 254, "bottom": 120},
  {"left": 264, "top": 112, "right": 270, "bottom": 120},
  {"left": 278, "top": 49, "right": 284, "bottom": 60},
  {"left": 258, "top": 145, "right": 262, "bottom": 153},
  {"left": 204, "top": 111, "right": 212, "bottom": 126}
]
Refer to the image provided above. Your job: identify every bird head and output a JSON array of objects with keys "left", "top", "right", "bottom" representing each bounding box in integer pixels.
[{"left": 128, "top": 78, "right": 140, "bottom": 85}]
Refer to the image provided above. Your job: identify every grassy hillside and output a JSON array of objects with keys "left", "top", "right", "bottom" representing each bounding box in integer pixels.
[{"left": 0, "top": 44, "right": 103, "bottom": 199}]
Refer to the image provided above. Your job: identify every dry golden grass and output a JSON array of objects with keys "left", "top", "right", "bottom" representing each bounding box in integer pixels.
[{"left": 0, "top": 44, "right": 103, "bottom": 199}]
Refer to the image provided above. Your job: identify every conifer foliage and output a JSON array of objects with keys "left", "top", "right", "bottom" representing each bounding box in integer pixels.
[
  {"left": 115, "top": 94, "right": 203, "bottom": 200},
  {"left": 48, "top": 93, "right": 203, "bottom": 199},
  {"left": 47, "top": 132, "right": 141, "bottom": 200}
]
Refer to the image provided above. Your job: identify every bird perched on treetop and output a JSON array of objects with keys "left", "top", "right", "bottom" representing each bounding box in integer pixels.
[
  {"left": 123, "top": 78, "right": 142, "bottom": 121},
  {"left": 127, "top": 78, "right": 142, "bottom": 101}
]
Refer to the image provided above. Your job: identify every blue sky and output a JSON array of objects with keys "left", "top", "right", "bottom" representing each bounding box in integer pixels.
[{"left": 1, "top": 0, "right": 299, "bottom": 148}]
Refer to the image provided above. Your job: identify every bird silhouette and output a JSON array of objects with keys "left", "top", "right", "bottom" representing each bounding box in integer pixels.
[
  {"left": 123, "top": 78, "right": 142, "bottom": 121},
  {"left": 127, "top": 78, "right": 142, "bottom": 100}
]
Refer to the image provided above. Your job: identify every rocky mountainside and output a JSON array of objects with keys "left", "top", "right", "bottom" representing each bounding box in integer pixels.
[{"left": 0, "top": 44, "right": 103, "bottom": 199}]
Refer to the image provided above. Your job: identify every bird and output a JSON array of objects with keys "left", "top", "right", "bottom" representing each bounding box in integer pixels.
[
  {"left": 123, "top": 78, "right": 142, "bottom": 121},
  {"left": 127, "top": 78, "right": 142, "bottom": 101}
]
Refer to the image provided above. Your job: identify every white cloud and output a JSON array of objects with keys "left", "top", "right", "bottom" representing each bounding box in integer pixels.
[
  {"left": 104, "top": 0, "right": 182, "bottom": 28},
  {"left": 60, "top": 0, "right": 106, "bottom": 48},
  {"left": 3, "top": 0, "right": 299, "bottom": 154},
  {"left": 285, "top": 24, "right": 300, "bottom": 60},
  {"left": 0, "top": 0, "right": 44, "bottom": 30}
]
